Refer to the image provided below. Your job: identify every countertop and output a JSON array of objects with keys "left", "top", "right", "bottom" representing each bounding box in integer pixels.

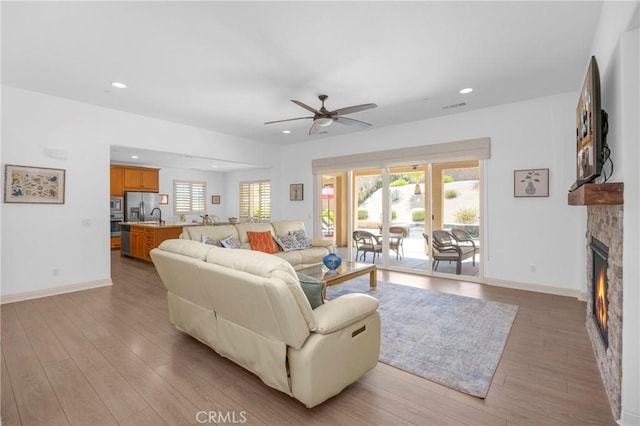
[{"left": 121, "top": 221, "right": 202, "bottom": 229}]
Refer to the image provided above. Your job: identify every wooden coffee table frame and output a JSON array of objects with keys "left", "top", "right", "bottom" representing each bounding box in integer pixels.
[{"left": 298, "top": 261, "right": 377, "bottom": 298}]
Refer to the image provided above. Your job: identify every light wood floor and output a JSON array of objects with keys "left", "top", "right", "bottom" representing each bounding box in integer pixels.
[{"left": 1, "top": 251, "right": 615, "bottom": 425}]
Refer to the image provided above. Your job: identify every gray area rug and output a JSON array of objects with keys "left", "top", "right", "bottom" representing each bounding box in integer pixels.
[{"left": 326, "top": 278, "right": 518, "bottom": 398}]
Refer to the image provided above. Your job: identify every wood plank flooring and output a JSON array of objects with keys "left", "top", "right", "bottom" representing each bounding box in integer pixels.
[{"left": 0, "top": 251, "right": 615, "bottom": 425}]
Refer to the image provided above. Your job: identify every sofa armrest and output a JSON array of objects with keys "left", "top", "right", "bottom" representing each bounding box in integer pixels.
[{"left": 311, "top": 294, "right": 379, "bottom": 334}]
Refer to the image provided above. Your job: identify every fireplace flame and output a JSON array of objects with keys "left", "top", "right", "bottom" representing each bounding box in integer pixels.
[{"left": 595, "top": 268, "right": 608, "bottom": 335}]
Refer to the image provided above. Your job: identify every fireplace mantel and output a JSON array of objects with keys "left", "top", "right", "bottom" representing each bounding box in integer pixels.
[{"left": 568, "top": 182, "right": 624, "bottom": 206}]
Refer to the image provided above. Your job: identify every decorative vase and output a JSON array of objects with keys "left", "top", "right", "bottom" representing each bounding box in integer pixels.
[
  {"left": 525, "top": 181, "right": 536, "bottom": 195},
  {"left": 323, "top": 253, "right": 342, "bottom": 271}
]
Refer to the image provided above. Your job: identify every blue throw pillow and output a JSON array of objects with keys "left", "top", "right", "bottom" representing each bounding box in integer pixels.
[{"left": 296, "top": 272, "right": 325, "bottom": 309}]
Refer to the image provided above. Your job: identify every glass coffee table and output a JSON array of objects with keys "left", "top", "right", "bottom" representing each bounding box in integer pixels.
[{"left": 297, "top": 261, "right": 377, "bottom": 298}]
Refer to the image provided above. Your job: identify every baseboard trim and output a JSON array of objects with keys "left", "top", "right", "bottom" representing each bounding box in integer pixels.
[
  {"left": 484, "top": 277, "right": 582, "bottom": 299},
  {"left": 0, "top": 279, "right": 113, "bottom": 304},
  {"left": 617, "top": 408, "right": 640, "bottom": 426}
]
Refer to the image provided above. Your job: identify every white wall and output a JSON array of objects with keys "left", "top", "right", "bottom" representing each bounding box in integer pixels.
[
  {"left": 0, "top": 86, "right": 279, "bottom": 298},
  {"left": 281, "top": 93, "right": 584, "bottom": 293},
  {"left": 590, "top": 1, "right": 639, "bottom": 423},
  {"left": 619, "top": 28, "right": 640, "bottom": 425}
]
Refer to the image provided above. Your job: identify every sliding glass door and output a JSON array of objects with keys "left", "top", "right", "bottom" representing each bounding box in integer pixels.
[
  {"left": 318, "top": 160, "right": 481, "bottom": 279},
  {"left": 428, "top": 161, "right": 481, "bottom": 277}
]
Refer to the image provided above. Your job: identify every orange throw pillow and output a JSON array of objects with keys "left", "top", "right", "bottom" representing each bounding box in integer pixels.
[{"left": 246, "top": 231, "right": 278, "bottom": 254}]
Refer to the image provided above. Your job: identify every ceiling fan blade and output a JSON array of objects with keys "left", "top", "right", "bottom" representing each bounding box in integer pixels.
[
  {"left": 291, "top": 100, "right": 321, "bottom": 114},
  {"left": 332, "top": 103, "right": 378, "bottom": 116},
  {"left": 334, "top": 116, "right": 372, "bottom": 128},
  {"left": 308, "top": 120, "right": 321, "bottom": 135},
  {"left": 264, "top": 116, "right": 312, "bottom": 125}
]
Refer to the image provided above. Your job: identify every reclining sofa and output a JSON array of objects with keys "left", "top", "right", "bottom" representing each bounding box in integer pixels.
[
  {"left": 150, "top": 239, "right": 381, "bottom": 408},
  {"left": 180, "top": 219, "right": 334, "bottom": 270}
]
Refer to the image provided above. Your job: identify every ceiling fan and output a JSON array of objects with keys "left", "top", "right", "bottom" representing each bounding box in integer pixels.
[{"left": 265, "top": 94, "right": 377, "bottom": 135}]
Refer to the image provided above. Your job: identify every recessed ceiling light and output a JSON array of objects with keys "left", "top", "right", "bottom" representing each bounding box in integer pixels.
[
  {"left": 459, "top": 88, "right": 473, "bottom": 94},
  {"left": 130, "top": 155, "right": 139, "bottom": 159},
  {"left": 112, "top": 82, "right": 127, "bottom": 89},
  {"left": 211, "top": 165, "right": 218, "bottom": 168},
  {"left": 282, "top": 130, "right": 291, "bottom": 134}
]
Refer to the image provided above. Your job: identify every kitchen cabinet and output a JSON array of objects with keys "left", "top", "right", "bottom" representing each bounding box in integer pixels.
[
  {"left": 110, "top": 166, "right": 125, "bottom": 196},
  {"left": 123, "top": 167, "right": 159, "bottom": 192},
  {"left": 130, "top": 226, "right": 146, "bottom": 260},
  {"left": 110, "top": 236, "right": 121, "bottom": 250},
  {"left": 127, "top": 224, "right": 184, "bottom": 262},
  {"left": 111, "top": 165, "right": 159, "bottom": 195}
]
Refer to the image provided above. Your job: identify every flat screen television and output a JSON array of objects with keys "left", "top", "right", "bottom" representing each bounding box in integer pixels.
[{"left": 573, "top": 56, "right": 609, "bottom": 190}]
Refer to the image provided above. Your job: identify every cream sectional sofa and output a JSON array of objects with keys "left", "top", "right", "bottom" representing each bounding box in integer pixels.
[
  {"left": 150, "top": 239, "right": 381, "bottom": 408},
  {"left": 180, "top": 219, "right": 335, "bottom": 270}
]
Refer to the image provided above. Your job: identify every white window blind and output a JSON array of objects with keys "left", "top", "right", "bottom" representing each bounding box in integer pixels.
[
  {"left": 239, "top": 180, "right": 271, "bottom": 221},
  {"left": 173, "top": 180, "right": 206, "bottom": 215}
]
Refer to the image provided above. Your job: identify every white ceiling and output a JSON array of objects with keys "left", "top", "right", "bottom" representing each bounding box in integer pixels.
[{"left": 2, "top": 1, "right": 603, "bottom": 170}]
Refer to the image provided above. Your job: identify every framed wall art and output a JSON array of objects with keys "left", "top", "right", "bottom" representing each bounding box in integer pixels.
[
  {"left": 4, "top": 164, "right": 66, "bottom": 204},
  {"left": 514, "top": 168, "right": 549, "bottom": 197},
  {"left": 211, "top": 195, "right": 221, "bottom": 204},
  {"left": 290, "top": 183, "right": 303, "bottom": 201}
]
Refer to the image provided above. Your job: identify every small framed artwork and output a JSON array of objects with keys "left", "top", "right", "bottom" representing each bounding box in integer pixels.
[
  {"left": 514, "top": 168, "right": 549, "bottom": 197},
  {"left": 159, "top": 194, "right": 169, "bottom": 204},
  {"left": 4, "top": 164, "right": 66, "bottom": 204},
  {"left": 290, "top": 183, "right": 303, "bottom": 201},
  {"left": 211, "top": 195, "right": 221, "bottom": 204}
]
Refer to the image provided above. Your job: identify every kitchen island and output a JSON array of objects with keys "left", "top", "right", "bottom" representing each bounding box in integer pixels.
[{"left": 121, "top": 222, "right": 199, "bottom": 262}]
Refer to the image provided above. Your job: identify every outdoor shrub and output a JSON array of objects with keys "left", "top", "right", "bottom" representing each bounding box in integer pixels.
[
  {"left": 445, "top": 189, "right": 459, "bottom": 199},
  {"left": 454, "top": 207, "right": 478, "bottom": 224},
  {"left": 358, "top": 209, "right": 369, "bottom": 220},
  {"left": 390, "top": 178, "right": 409, "bottom": 187},
  {"left": 443, "top": 175, "right": 454, "bottom": 183},
  {"left": 358, "top": 183, "right": 376, "bottom": 205},
  {"left": 390, "top": 173, "right": 409, "bottom": 183},
  {"left": 322, "top": 209, "right": 334, "bottom": 222},
  {"left": 390, "top": 188, "right": 401, "bottom": 203},
  {"left": 375, "top": 176, "right": 383, "bottom": 189},
  {"left": 391, "top": 210, "right": 397, "bottom": 220},
  {"left": 408, "top": 171, "right": 423, "bottom": 184},
  {"left": 411, "top": 208, "right": 425, "bottom": 222}
]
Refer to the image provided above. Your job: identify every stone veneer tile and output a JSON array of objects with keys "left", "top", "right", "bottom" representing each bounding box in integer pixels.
[{"left": 586, "top": 205, "right": 623, "bottom": 419}]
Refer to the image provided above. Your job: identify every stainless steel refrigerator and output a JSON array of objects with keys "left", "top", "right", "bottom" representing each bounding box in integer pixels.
[{"left": 124, "top": 191, "right": 160, "bottom": 222}]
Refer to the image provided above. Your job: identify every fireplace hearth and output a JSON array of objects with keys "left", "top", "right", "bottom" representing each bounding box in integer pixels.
[{"left": 591, "top": 237, "right": 609, "bottom": 348}]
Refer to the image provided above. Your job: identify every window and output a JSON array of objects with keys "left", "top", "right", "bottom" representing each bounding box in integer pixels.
[
  {"left": 239, "top": 180, "right": 271, "bottom": 221},
  {"left": 173, "top": 180, "right": 206, "bottom": 215}
]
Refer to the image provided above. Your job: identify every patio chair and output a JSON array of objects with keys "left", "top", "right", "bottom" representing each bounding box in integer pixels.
[
  {"left": 353, "top": 230, "right": 382, "bottom": 263},
  {"left": 450, "top": 227, "right": 479, "bottom": 258},
  {"left": 389, "top": 225, "right": 407, "bottom": 260},
  {"left": 423, "top": 231, "right": 476, "bottom": 274}
]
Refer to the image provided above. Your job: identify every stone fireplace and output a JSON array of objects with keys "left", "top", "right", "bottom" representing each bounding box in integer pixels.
[
  {"left": 585, "top": 204, "right": 623, "bottom": 419},
  {"left": 569, "top": 183, "right": 624, "bottom": 419}
]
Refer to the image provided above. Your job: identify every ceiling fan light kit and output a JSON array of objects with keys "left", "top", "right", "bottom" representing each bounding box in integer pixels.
[
  {"left": 315, "top": 117, "right": 334, "bottom": 127},
  {"left": 265, "top": 94, "right": 377, "bottom": 135}
]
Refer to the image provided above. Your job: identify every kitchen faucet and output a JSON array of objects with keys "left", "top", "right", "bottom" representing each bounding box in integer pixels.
[{"left": 150, "top": 207, "right": 164, "bottom": 225}]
